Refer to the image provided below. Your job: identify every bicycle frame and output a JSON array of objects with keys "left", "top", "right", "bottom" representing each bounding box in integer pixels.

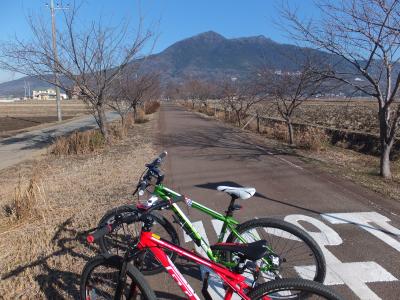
[
  {"left": 151, "top": 185, "right": 272, "bottom": 269},
  {"left": 137, "top": 230, "right": 270, "bottom": 300}
]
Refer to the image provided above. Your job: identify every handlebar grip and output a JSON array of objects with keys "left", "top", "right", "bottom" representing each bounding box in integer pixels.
[
  {"left": 138, "top": 180, "right": 148, "bottom": 196},
  {"left": 87, "top": 224, "right": 112, "bottom": 243},
  {"left": 159, "top": 151, "right": 167, "bottom": 159}
]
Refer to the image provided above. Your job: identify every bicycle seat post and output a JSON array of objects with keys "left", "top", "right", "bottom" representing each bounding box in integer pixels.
[{"left": 225, "top": 195, "right": 241, "bottom": 217}]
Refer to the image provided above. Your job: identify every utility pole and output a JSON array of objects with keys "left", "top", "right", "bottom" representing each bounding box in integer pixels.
[{"left": 47, "top": 0, "right": 69, "bottom": 121}]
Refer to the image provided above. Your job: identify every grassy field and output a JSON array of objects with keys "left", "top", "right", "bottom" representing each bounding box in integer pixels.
[
  {"left": 0, "top": 114, "right": 157, "bottom": 299},
  {"left": 0, "top": 100, "right": 90, "bottom": 137},
  {"left": 251, "top": 98, "right": 379, "bottom": 134}
]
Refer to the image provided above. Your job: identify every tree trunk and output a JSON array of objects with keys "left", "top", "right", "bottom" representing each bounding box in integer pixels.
[
  {"left": 380, "top": 141, "right": 392, "bottom": 178},
  {"left": 287, "top": 120, "right": 294, "bottom": 145},
  {"left": 378, "top": 106, "right": 393, "bottom": 179},
  {"left": 121, "top": 114, "right": 126, "bottom": 128},
  {"left": 236, "top": 111, "right": 241, "bottom": 126},
  {"left": 97, "top": 104, "right": 109, "bottom": 142},
  {"left": 256, "top": 113, "right": 260, "bottom": 133}
]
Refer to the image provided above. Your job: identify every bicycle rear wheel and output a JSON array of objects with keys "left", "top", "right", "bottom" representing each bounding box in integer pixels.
[
  {"left": 226, "top": 218, "right": 326, "bottom": 283},
  {"left": 247, "top": 278, "right": 344, "bottom": 300},
  {"left": 80, "top": 255, "right": 157, "bottom": 300}
]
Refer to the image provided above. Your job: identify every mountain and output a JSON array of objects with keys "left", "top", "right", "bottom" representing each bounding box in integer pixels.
[
  {"left": 0, "top": 31, "right": 339, "bottom": 97},
  {"left": 136, "top": 31, "right": 336, "bottom": 84}
]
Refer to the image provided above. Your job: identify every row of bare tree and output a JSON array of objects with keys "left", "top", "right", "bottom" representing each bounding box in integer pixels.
[
  {"left": 172, "top": 63, "right": 322, "bottom": 143},
  {"left": 0, "top": 4, "right": 159, "bottom": 142}
]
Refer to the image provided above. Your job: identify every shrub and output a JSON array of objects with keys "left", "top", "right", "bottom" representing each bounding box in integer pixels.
[
  {"left": 296, "top": 127, "right": 329, "bottom": 151},
  {"left": 134, "top": 108, "right": 148, "bottom": 123},
  {"left": 265, "top": 123, "right": 288, "bottom": 141},
  {"left": 51, "top": 129, "right": 105, "bottom": 155},
  {"left": 2, "top": 171, "right": 48, "bottom": 222},
  {"left": 124, "top": 112, "right": 135, "bottom": 128},
  {"left": 109, "top": 123, "right": 127, "bottom": 140},
  {"left": 144, "top": 101, "right": 160, "bottom": 114}
]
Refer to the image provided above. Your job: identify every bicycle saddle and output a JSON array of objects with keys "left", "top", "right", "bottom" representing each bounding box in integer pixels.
[
  {"left": 217, "top": 186, "right": 256, "bottom": 200},
  {"left": 210, "top": 240, "right": 268, "bottom": 261}
]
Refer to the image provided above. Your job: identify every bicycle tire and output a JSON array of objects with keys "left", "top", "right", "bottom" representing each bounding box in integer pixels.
[
  {"left": 97, "top": 205, "right": 180, "bottom": 275},
  {"left": 247, "top": 278, "right": 344, "bottom": 300},
  {"left": 226, "top": 218, "right": 326, "bottom": 283},
  {"left": 80, "top": 255, "right": 157, "bottom": 300}
]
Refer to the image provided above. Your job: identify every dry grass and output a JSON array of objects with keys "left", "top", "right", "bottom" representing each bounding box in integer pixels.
[
  {"left": 0, "top": 113, "right": 158, "bottom": 299},
  {"left": 1, "top": 169, "right": 49, "bottom": 224},
  {"left": 50, "top": 130, "right": 106, "bottom": 156},
  {"left": 144, "top": 101, "right": 160, "bottom": 115},
  {"left": 134, "top": 108, "right": 148, "bottom": 124},
  {"left": 50, "top": 119, "right": 135, "bottom": 156},
  {"left": 296, "top": 127, "right": 329, "bottom": 152},
  {"left": 299, "top": 146, "right": 400, "bottom": 201}
]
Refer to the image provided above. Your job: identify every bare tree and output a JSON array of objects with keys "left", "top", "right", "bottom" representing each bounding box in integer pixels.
[
  {"left": 263, "top": 63, "right": 323, "bottom": 144},
  {"left": 220, "top": 79, "right": 265, "bottom": 127},
  {"left": 281, "top": 0, "right": 400, "bottom": 178},
  {"left": 108, "top": 71, "right": 160, "bottom": 126},
  {"left": 182, "top": 79, "right": 213, "bottom": 109},
  {"left": 0, "top": 6, "right": 153, "bottom": 142}
]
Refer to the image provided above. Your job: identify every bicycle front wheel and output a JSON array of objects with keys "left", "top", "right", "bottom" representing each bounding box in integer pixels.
[
  {"left": 97, "top": 205, "right": 180, "bottom": 275},
  {"left": 80, "top": 255, "right": 157, "bottom": 300},
  {"left": 247, "top": 278, "right": 344, "bottom": 300},
  {"left": 226, "top": 218, "right": 326, "bottom": 283}
]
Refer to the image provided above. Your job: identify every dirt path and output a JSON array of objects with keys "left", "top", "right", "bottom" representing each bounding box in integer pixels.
[{"left": 156, "top": 103, "right": 400, "bottom": 300}]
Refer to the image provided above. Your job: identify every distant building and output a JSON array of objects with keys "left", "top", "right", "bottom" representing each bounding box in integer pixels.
[{"left": 32, "top": 88, "right": 68, "bottom": 100}]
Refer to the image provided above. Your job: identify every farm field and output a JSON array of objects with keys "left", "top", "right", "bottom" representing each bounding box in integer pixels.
[
  {"left": 254, "top": 99, "right": 379, "bottom": 134},
  {"left": 0, "top": 100, "right": 90, "bottom": 137}
]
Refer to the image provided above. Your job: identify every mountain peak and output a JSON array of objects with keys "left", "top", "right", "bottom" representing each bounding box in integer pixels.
[
  {"left": 231, "top": 34, "right": 274, "bottom": 44},
  {"left": 192, "top": 31, "right": 226, "bottom": 41}
]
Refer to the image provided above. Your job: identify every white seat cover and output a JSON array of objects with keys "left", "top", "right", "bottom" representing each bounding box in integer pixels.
[{"left": 217, "top": 185, "right": 256, "bottom": 200}]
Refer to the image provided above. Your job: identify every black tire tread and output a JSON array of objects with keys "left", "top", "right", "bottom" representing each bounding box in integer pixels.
[
  {"left": 80, "top": 255, "right": 157, "bottom": 300},
  {"left": 247, "top": 278, "right": 344, "bottom": 300},
  {"left": 226, "top": 218, "right": 326, "bottom": 283}
]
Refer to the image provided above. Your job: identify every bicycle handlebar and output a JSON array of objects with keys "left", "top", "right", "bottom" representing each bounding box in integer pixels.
[
  {"left": 137, "top": 151, "right": 168, "bottom": 196},
  {"left": 87, "top": 224, "right": 112, "bottom": 243},
  {"left": 87, "top": 213, "right": 140, "bottom": 243}
]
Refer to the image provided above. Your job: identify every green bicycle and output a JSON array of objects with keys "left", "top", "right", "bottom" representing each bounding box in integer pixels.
[{"left": 96, "top": 152, "right": 326, "bottom": 285}]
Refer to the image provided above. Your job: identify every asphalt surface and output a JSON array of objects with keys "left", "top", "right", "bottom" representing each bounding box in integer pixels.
[
  {"left": 147, "top": 104, "right": 400, "bottom": 300},
  {"left": 0, "top": 112, "right": 119, "bottom": 170}
]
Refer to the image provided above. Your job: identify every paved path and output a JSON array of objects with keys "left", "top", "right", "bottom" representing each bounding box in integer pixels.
[
  {"left": 0, "top": 112, "right": 119, "bottom": 170},
  {"left": 154, "top": 104, "right": 400, "bottom": 300}
]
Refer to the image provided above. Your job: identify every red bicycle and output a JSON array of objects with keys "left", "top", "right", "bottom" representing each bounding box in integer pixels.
[{"left": 81, "top": 199, "right": 344, "bottom": 300}]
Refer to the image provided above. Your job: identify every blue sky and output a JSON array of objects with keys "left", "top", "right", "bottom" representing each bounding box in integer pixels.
[{"left": 0, "top": 0, "right": 317, "bottom": 83}]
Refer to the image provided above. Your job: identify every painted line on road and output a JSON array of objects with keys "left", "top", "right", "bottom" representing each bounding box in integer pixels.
[{"left": 256, "top": 145, "right": 304, "bottom": 170}]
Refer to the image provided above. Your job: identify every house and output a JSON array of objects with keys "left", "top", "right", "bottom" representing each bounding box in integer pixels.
[{"left": 32, "top": 88, "right": 68, "bottom": 100}]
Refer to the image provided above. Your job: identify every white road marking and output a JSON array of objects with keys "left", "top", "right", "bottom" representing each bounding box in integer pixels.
[
  {"left": 322, "top": 212, "right": 400, "bottom": 252},
  {"left": 181, "top": 212, "right": 400, "bottom": 299},
  {"left": 182, "top": 221, "right": 225, "bottom": 299},
  {"left": 256, "top": 145, "right": 304, "bottom": 170},
  {"left": 285, "top": 214, "right": 398, "bottom": 300}
]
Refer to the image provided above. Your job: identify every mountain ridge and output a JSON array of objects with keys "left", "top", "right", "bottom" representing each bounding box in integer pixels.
[{"left": 0, "top": 31, "right": 334, "bottom": 97}]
